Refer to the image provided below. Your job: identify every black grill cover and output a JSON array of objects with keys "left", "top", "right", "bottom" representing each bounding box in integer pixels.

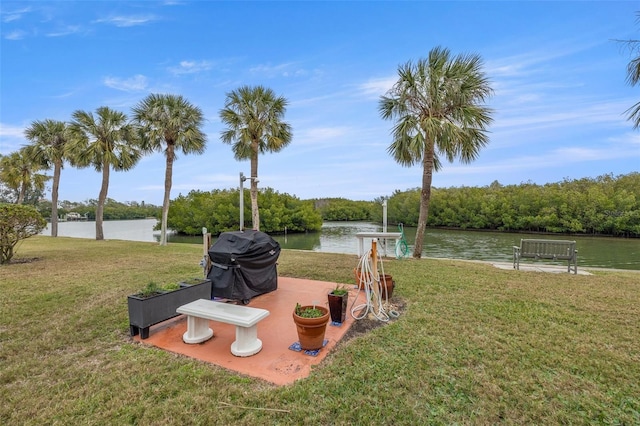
[{"left": 206, "top": 230, "right": 280, "bottom": 302}]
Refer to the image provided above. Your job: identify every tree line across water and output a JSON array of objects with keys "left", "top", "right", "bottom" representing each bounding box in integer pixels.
[
  {"left": 4, "top": 42, "right": 640, "bottom": 258},
  {"left": 12, "top": 172, "right": 635, "bottom": 238}
]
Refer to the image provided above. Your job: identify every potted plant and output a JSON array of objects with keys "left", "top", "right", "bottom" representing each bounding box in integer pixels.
[
  {"left": 127, "top": 279, "right": 212, "bottom": 339},
  {"left": 292, "top": 303, "right": 330, "bottom": 350},
  {"left": 328, "top": 285, "right": 349, "bottom": 324}
]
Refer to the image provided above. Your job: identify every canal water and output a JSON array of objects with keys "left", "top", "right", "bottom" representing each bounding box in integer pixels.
[{"left": 43, "top": 219, "right": 639, "bottom": 270}]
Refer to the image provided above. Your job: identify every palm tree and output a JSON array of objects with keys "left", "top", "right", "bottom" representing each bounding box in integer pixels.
[
  {"left": 379, "top": 46, "right": 493, "bottom": 258},
  {"left": 617, "top": 12, "right": 640, "bottom": 127},
  {"left": 69, "top": 107, "right": 141, "bottom": 241},
  {"left": 132, "top": 94, "right": 207, "bottom": 246},
  {"left": 219, "top": 85, "right": 292, "bottom": 231},
  {"left": 0, "top": 148, "right": 50, "bottom": 204},
  {"left": 24, "top": 119, "right": 71, "bottom": 237},
  {"left": 625, "top": 47, "right": 640, "bottom": 126}
]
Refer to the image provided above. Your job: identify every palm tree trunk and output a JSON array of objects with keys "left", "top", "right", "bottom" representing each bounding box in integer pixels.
[
  {"left": 96, "top": 161, "right": 109, "bottom": 241},
  {"left": 51, "top": 161, "right": 61, "bottom": 237},
  {"left": 17, "top": 172, "right": 27, "bottom": 204},
  {"left": 250, "top": 142, "right": 260, "bottom": 231},
  {"left": 160, "top": 147, "right": 174, "bottom": 246},
  {"left": 413, "top": 141, "right": 435, "bottom": 258}
]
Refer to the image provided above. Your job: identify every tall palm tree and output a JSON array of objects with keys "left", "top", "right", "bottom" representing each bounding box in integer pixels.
[
  {"left": 24, "top": 119, "right": 71, "bottom": 237},
  {"left": 625, "top": 48, "right": 640, "bottom": 127},
  {"left": 379, "top": 46, "right": 493, "bottom": 258},
  {"left": 69, "top": 107, "right": 141, "bottom": 241},
  {"left": 132, "top": 94, "right": 207, "bottom": 246},
  {"left": 219, "top": 85, "right": 292, "bottom": 231},
  {"left": 0, "top": 148, "right": 49, "bottom": 204},
  {"left": 617, "top": 12, "right": 640, "bottom": 127}
]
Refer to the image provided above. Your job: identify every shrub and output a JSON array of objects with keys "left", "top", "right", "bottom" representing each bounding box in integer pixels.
[{"left": 0, "top": 203, "right": 47, "bottom": 264}]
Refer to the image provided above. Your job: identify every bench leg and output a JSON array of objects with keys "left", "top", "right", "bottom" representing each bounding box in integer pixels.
[
  {"left": 182, "top": 315, "right": 214, "bottom": 344},
  {"left": 231, "top": 324, "right": 263, "bottom": 357}
]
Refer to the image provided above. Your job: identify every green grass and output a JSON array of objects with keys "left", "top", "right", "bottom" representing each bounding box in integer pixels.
[{"left": 1, "top": 236, "right": 639, "bottom": 425}]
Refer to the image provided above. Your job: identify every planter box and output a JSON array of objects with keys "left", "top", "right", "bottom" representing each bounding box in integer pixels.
[
  {"left": 128, "top": 280, "right": 211, "bottom": 339},
  {"left": 179, "top": 277, "right": 211, "bottom": 288}
]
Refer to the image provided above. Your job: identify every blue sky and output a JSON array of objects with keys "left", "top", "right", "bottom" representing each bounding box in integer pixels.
[{"left": 1, "top": 1, "right": 639, "bottom": 206}]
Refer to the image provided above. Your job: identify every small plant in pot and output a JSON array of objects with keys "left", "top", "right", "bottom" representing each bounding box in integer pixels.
[
  {"left": 137, "top": 281, "right": 165, "bottom": 298},
  {"left": 328, "top": 285, "right": 349, "bottom": 324},
  {"left": 292, "top": 303, "right": 330, "bottom": 350},
  {"left": 128, "top": 279, "right": 212, "bottom": 339}
]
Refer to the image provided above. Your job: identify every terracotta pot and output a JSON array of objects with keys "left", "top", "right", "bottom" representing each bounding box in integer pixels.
[
  {"left": 327, "top": 292, "right": 348, "bottom": 323},
  {"left": 293, "top": 305, "right": 330, "bottom": 350},
  {"left": 380, "top": 275, "right": 395, "bottom": 299},
  {"left": 355, "top": 270, "right": 395, "bottom": 299}
]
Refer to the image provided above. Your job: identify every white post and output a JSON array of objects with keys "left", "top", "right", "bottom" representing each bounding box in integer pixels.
[
  {"left": 239, "top": 172, "right": 247, "bottom": 231},
  {"left": 382, "top": 199, "right": 388, "bottom": 256},
  {"left": 382, "top": 199, "right": 388, "bottom": 233}
]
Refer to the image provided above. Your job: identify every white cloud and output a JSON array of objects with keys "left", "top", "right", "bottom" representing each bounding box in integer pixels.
[
  {"left": 1, "top": 6, "right": 32, "bottom": 23},
  {"left": 249, "top": 62, "right": 308, "bottom": 78},
  {"left": 358, "top": 76, "right": 396, "bottom": 99},
  {"left": 0, "top": 123, "right": 26, "bottom": 154},
  {"left": 103, "top": 75, "right": 148, "bottom": 92},
  {"left": 0, "top": 123, "right": 24, "bottom": 138},
  {"left": 169, "top": 60, "right": 213, "bottom": 75},
  {"left": 4, "top": 29, "right": 27, "bottom": 40},
  {"left": 296, "top": 126, "right": 351, "bottom": 144},
  {"left": 94, "top": 15, "right": 158, "bottom": 27},
  {"left": 46, "top": 25, "right": 83, "bottom": 37},
  {"left": 609, "top": 132, "right": 640, "bottom": 146}
]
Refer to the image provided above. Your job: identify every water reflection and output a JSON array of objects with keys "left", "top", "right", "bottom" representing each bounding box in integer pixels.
[{"left": 43, "top": 219, "right": 639, "bottom": 270}]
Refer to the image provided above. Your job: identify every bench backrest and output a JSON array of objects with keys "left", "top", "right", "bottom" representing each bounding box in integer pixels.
[{"left": 519, "top": 239, "right": 576, "bottom": 258}]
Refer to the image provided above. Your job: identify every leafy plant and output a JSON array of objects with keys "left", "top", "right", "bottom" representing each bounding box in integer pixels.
[
  {"left": 330, "top": 284, "right": 349, "bottom": 296},
  {"left": 294, "top": 303, "right": 325, "bottom": 318},
  {"left": 136, "top": 281, "right": 184, "bottom": 298},
  {"left": 163, "top": 282, "right": 180, "bottom": 291},
  {"left": 137, "top": 281, "right": 164, "bottom": 298},
  {"left": 0, "top": 203, "right": 47, "bottom": 264}
]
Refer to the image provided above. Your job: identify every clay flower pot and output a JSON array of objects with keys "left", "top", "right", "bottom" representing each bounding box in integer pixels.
[
  {"left": 380, "top": 274, "right": 395, "bottom": 299},
  {"left": 292, "top": 305, "right": 330, "bottom": 350},
  {"left": 355, "top": 270, "right": 395, "bottom": 299}
]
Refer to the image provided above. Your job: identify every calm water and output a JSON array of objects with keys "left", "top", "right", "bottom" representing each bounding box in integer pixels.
[{"left": 43, "top": 219, "right": 639, "bottom": 270}]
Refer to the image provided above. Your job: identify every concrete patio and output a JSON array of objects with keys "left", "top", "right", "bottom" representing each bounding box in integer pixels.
[{"left": 133, "top": 276, "right": 367, "bottom": 386}]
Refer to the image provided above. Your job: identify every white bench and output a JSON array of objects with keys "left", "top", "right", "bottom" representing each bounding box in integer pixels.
[{"left": 176, "top": 299, "right": 269, "bottom": 357}]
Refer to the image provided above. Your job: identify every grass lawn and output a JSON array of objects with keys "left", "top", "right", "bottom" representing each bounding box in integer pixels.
[{"left": 1, "top": 236, "right": 639, "bottom": 425}]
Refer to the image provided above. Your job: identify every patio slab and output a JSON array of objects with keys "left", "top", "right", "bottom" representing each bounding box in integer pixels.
[{"left": 133, "top": 276, "right": 366, "bottom": 386}]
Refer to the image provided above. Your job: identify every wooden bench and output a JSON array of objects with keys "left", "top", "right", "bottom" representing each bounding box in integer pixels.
[
  {"left": 513, "top": 239, "right": 578, "bottom": 274},
  {"left": 176, "top": 299, "right": 269, "bottom": 357}
]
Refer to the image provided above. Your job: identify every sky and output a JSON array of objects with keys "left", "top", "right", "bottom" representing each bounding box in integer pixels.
[{"left": 1, "top": 1, "right": 639, "bottom": 206}]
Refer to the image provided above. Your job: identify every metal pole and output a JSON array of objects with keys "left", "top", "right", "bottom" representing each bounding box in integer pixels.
[
  {"left": 382, "top": 199, "right": 388, "bottom": 233},
  {"left": 382, "top": 199, "right": 388, "bottom": 256},
  {"left": 239, "top": 172, "right": 246, "bottom": 231}
]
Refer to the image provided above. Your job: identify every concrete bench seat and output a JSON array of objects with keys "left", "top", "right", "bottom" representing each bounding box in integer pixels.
[
  {"left": 513, "top": 239, "right": 578, "bottom": 274},
  {"left": 176, "top": 299, "right": 269, "bottom": 357}
]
